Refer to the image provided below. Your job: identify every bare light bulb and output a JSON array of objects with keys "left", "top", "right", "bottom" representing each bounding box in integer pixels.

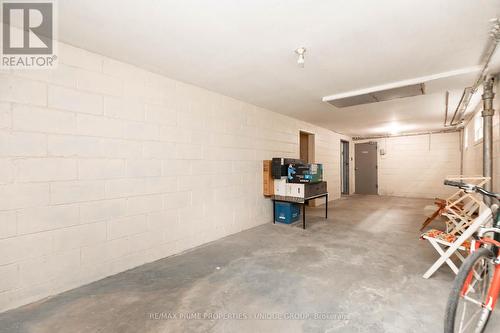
[
  {"left": 297, "top": 54, "right": 305, "bottom": 67},
  {"left": 295, "top": 47, "right": 306, "bottom": 68}
]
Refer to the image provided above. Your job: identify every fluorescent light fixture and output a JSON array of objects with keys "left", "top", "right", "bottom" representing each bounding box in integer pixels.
[
  {"left": 322, "top": 66, "right": 480, "bottom": 106},
  {"left": 325, "top": 83, "right": 425, "bottom": 108}
]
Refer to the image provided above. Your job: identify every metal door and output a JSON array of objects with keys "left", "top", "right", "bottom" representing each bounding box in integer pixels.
[
  {"left": 341, "top": 140, "right": 349, "bottom": 194},
  {"left": 355, "top": 142, "right": 378, "bottom": 194}
]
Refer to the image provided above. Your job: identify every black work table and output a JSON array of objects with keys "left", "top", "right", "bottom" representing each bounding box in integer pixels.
[{"left": 271, "top": 193, "right": 328, "bottom": 229}]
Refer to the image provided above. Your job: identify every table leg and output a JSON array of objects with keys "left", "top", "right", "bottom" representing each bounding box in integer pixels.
[
  {"left": 303, "top": 202, "right": 306, "bottom": 229},
  {"left": 325, "top": 194, "right": 328, "bottom": 219},
  {"left": 273, "top": 200, "right": 275, "bottom": 224}
]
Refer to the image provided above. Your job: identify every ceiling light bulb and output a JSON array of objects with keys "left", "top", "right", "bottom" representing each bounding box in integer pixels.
[
  {"left": 297, "top": 54, "right": 305, "bottom": 67},
  {"left": 387, "top": 122, "right": 401, "bottom": 135},
  {"left": 295, "top": 47, "right": 306, "bottom": 68}
]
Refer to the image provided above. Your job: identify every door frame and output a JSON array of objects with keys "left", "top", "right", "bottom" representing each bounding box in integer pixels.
[
  {"left": 340, "top": 140, "right": 350, "bottom": 194},
  {"left": 299, "top": 130, "right": 316, "bottom": 206},
  {"left": 299, "top": 130, "right": 315, "bottom": 163}
]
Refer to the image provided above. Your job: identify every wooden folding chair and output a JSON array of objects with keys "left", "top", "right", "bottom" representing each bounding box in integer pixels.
[
  {"left": 442, "top": 192, "right": 482, "bottom": 235},
  {"left": 421, "top": 229, "right": 469, "bottom": 276},
  {"left": 421, "top": 202, "right": 492, "bottom": 279},
  {"left": 419, "top": 176, "right": 489, "bottom": 232},
  {"left": 420, "top": 199, "right": 448, "bottom": 231}
]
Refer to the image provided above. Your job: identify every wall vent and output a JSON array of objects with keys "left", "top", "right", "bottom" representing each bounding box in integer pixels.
[{"left": 325, "top": 83, "right": 425, "bottom": 108}]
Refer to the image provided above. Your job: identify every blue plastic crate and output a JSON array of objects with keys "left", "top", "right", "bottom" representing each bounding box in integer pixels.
[{"left": 275, "top": 202, "right": 300, "bottom": 224}]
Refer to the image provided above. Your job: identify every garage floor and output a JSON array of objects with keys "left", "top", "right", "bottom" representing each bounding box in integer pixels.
[{"left": 1, "top": 195, "right": 499, "bottom": 333}]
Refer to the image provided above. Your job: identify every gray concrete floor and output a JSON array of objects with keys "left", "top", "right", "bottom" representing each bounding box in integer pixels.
[{"left": 1, "top": 195, "right": 500, "bottom": 333}]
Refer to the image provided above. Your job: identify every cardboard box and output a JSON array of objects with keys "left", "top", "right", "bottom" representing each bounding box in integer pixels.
[
  {"left": 287, "top": 163, "right": 323, "bottom": 183},
  {"left": 287, "top": 164, "right": 311, "bottom": 183},
  {"left": 286, "top": 183, "right": 303, "bottom": 198},
  {"left": 309, "top": 163, "right": 323, "bottom": 182},
  {"left": 286, "top": 181, "right": 327, "bottom": 198},
  {"left": 310, "top": 164, "right": 323, "bottom": 183},
  {"left": 271, "top": 157, "right": 304, "bottom": 179},
  {"left": 273, "top": 178, "right": 288, "bottom": 196},
  {"left": 263, "top": 160, "right": 274, "bottom": 196},
  {"left": 305, "top": 181, "right": 327, "bottom": 197}
]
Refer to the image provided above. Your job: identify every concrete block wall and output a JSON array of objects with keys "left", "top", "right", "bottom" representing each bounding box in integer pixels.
[
  {"left": 356, "top": 132, "right": 461, "bottom": 198},
  {"left": 0, "top": 42, "right": 349, "bottom": 312},
  {"left": 462, "top": 88, "right": 500, "bottom": 192}
]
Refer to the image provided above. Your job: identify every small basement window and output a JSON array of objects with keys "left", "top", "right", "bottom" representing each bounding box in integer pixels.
[{"left": 474, "top": 113, "right": 483, "bottom": 142}]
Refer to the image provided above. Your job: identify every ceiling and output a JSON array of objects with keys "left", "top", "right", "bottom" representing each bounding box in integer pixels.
[{"left": 58, "top": 0, "right": 500, "bottom": 137}]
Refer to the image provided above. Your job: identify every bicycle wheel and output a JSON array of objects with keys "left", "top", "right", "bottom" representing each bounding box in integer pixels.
[{"left": 444, "top": 247, "right": 496, "bottom": 333}]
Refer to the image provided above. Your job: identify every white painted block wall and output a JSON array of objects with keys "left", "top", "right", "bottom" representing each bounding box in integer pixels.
[
  {"left": 356, "top": 132, "right": 461, "bottom": 198},
  {"left": 0, "top": 42, "right": 350, "bottom": 312},
  {"left": 462, "top": 89, "right": 500, "bottom": 192}
]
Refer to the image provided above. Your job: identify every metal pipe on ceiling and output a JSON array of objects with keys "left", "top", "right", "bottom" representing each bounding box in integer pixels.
[
  {"left": 443, "top": 91, "right": 450, "bottom": 127},
  {"left": 448, "top": 19, "right": 500, "bottom": 127},
  {"left": 352, "top": 128, "right": 460, "bottom": 141}
]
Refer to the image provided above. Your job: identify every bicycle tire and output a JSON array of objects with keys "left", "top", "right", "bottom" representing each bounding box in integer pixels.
[{"left": 444, "top": 247, "right": 495, "bottom": 333}]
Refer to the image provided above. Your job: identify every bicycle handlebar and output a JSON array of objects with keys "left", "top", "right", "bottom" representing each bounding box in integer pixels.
[{"left": 443, "top": 180, "right": 500, "bottom": 199}]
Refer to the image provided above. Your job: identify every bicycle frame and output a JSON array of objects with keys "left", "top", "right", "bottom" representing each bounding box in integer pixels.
[
  {"left": 442, "top": 180, "right": 500, "bottom": 332},
  {"left": 460, "top": 212, "right": 500, "bottom": 312},
  {"left": 483, "top": 251, "right": 500, "bottom": 310}
]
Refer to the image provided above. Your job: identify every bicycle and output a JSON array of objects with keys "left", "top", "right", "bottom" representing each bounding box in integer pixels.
[{"left": 443, "top": 180, "right": 500, "bottom": 333}]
